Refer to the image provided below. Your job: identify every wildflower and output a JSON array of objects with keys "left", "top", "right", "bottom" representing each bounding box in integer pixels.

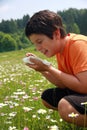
[
  {"left": 32, "top": 87, "right": 37, "bottom": 92},
  {"left": 68, "top": 112, "right": 79, "bottom": 118},
  {"left": 37, "top": 109, "right": 47, "bottom": 114},
  {"left": 29, "top": 99, "right": 33, "bottom": 101},
  {"left": 46, "top": 115, "right": 50, "bottom": 119},
  {"left": 22, "top": 95, "right": 29, "bottom": 99},
  {"left": 8, "top": 126, "right": 17, "bottom": 130},
  {"left": 50, "top": 119, "right": 57, "bottom": 123},
  {"left": 20, "top": 80, "right": 26, "bottom": 86},
  {"left": 1, "top": 113, "right": 7, "bottom": 116},
  {"left": 13, "top": 102, "right": 19, "bottom": 107},
  {"left": 33, "top": 96, "right": 38, "bottom": 100},
  {"left": 9, "top": 105, "right": 14, "bottom": 108},
  {"left": 48, "top": 109, "right": 53, "bottom": 113},
  {"left": 11, "top": 95, "right": 18, "bottom": 99},
  {"left": 17, "top": 89, "right": 22, "bottom": 91},
  {"left": 49, "top": 125, "right": 59, "bottom": 130},
  {"left": 9, "top": 112, "right": 17, "bottom": 117},
  {"left": 32, "top": 92, "right": 35, "bottom": 95},
  {"left": 4, "top": 101, "right": 13, "bottom": 105},
  {"left": 5, "top": 121, "right": 12, "bottom": 124},
  {"left": 13, "top": 91, "right": 25, "bottom": 95},
  {"left": 81, "top": 102, "right": 87, "bottom": 105},
  {"left": 23, "top": 127, "right": 29, "bottom": 130},
  {"left": 23, "top": 107, "right": 32, "bottom": 112},
  {"left": 59, "top": 118, "right": 63, "bottom": 122},
  {"left": 32, "top": 114, "right": 36, "bottom": 118},
  {"left": 0, "top": 103, "right": 7, "bottom": 108}
]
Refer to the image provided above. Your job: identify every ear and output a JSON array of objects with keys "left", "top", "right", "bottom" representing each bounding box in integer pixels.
[{"left": 53, "top": 29, "right": 60, "bottom": 40}]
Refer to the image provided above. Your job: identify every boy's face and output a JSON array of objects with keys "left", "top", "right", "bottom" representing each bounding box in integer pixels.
[{"left": 29, "top": 33, "right": 61, "bottom": 57}]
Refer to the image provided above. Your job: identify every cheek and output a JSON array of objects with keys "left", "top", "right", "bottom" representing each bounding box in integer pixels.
[
  {"left": 48, "top": 49, "right": 56, "bottom": 57},
  {"left": 51, "top": 46, "right": 59, "bottom": 55}
]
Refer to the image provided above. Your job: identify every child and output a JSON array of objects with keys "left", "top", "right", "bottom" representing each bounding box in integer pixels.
[{"left": 25, "top": 10, "right": 87, "bottom": 127}]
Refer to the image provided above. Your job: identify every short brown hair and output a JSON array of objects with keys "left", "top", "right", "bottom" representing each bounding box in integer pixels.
[{"left": 25, "top": 10, "right": 66, "bottom": 39}]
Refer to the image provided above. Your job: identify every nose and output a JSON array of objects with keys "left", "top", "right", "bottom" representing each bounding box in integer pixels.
[{"left": 36, "top": 44, "right": 42, "bottom": 51}]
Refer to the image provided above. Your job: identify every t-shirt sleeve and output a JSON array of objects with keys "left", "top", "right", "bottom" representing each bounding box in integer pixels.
[{"left": 69, "top": 40, "right": 87, "bottom": 74}]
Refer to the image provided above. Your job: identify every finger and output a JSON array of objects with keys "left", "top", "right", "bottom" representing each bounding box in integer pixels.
[
  {"left": 26, "top": 53, "right": 31, "bottom": 57},
  {"left": 26, "top": 53, "right": 36, "bottom": 57}
]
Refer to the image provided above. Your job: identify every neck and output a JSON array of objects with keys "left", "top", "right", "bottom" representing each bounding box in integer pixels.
[{"left": 60, "top": 35, "right": 69, "bottom": 53}]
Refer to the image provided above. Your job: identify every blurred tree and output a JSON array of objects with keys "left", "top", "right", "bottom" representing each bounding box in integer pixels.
[
  {"left": 57, "top": 8, "right": 85, "bottom": 34},
  {"left": 0, "top": 19, "right": 17, "bottom": 33},
  {"left": 77, "top": 9, "right": 87, "bottom": 35},
  {"left": 0, "top": 33, "right": 17, "bottom": 52}
]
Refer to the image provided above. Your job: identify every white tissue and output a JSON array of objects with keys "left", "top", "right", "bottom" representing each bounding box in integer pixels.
[{"left": 23, "top": 56, "right": 51, "bottom": 66}]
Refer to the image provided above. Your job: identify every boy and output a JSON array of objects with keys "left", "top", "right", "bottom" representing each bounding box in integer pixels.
[{"left": 25, "top": 10, "right": 87, "bottom": 126}]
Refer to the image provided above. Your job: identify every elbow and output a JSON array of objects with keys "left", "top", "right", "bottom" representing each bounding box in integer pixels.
[{"left": 77, "top": 84, "right": 87, "bottom": 94}]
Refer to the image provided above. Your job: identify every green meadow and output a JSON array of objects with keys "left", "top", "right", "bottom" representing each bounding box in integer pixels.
[{"left": 0, "top": 47, "right": 86, "bottom": 130}]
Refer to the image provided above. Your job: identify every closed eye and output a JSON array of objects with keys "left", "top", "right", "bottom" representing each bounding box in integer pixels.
[{"left": 37, "top": 40, "right": 43, "bottom": 44}]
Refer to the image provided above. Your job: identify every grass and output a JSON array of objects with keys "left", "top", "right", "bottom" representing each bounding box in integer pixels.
[{"left": 0, "top": 47, "right": 86, "bottom": 130}]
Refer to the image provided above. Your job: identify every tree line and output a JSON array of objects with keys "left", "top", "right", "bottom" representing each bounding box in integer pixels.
[{"left": 0, "top": 8, "right": 87, "bottom": 52}]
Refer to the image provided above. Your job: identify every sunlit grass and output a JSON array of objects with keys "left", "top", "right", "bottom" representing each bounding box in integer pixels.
[{"left": 0, "top": 47, "right": 85, "bottom": 130}]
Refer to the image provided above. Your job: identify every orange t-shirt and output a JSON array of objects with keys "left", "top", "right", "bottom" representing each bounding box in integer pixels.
[{"left": 56, "top": 33, "right": 87, "bottom": 75}]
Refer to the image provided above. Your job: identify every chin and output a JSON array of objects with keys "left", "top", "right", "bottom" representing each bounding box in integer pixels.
[
  {"left": 46, "top": 54, "right": 53, "bottom": 58},
  {"left": 45, "top": 52, "right": 54, "bottom": 58}
]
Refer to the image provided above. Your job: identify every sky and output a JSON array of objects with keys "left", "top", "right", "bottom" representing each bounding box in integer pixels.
[{"left": 0, "top": 0, "right": 87, "bottom": 22}]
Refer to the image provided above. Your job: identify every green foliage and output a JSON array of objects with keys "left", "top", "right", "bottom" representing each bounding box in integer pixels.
[
  {"left": 0, "top": 19, "right": 18, "bottom": 33},
  {"left": 16, "top": 14, "right": 30, "bottom": 30},
  {"left": 0, "top": 31, "right": 31, "bottom": 52},
  {"left": 66, "top": 23, "right": 80, "bottom": 33},
  {"left": 0, "top": 8, "right": 87, "bottom": 53},
  {"left": 77, "top": 9, "right": 87, "bottom": 35},
  {"left": 0, "top": 32, "right": 17, "bottom": 52},
  {"left": 72, "top": 23, "right": 80, "bottom": 34},
  {"left": 57, "top": 8, "right": 87, "bottom": 34},
  {"left": 19, "top": 31, "right": 32, "bottom": 48},
  {"left": 0, "top": 14, "right": 30, "bottom": 52}
]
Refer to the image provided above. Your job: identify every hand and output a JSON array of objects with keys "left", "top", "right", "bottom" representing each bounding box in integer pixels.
[
  {"left": 26, "top": 53, "right": 36, "bottom": 57},
  {"left": 26, "top": 57, "right": 51, "bottom": 72}
]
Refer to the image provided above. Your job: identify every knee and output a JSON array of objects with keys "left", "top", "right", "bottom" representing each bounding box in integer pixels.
[
  {"left": 58, "top": 98, "right": 71, "bottom": 121},
  {"left": 58, "top": 98, "right": 67, "bottom": 114}
]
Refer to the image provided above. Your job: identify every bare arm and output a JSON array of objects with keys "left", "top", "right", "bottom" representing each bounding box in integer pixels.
[
  {"left": 47, "top": 66, "right": 87, "bottom": 94},
  {"left": 26, "top": 55, "right": 87, "bottom": 94},
  {"left": 41, "top": 71, "right": 66, "bottom": 88}
]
